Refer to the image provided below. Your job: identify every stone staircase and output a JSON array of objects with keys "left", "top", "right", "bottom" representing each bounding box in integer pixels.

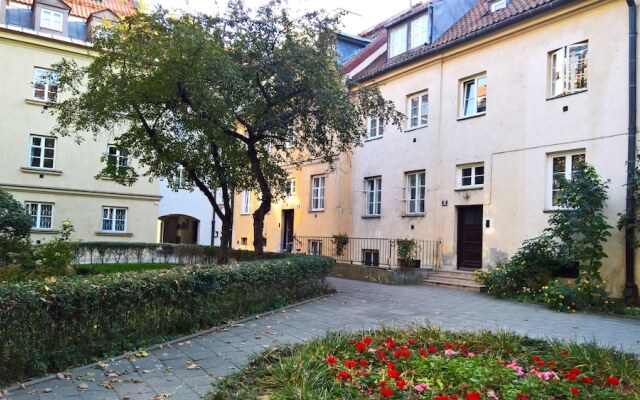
[{"left": 420, "top": 269, "right": 486, "bottom": 292}]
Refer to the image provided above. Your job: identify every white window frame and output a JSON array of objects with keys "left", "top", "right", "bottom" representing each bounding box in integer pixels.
[
  {"left": 547, "top": 151, "right": 586, "bottom": 209},
  {"left": 25, "top": 202, "right": 54, "bottom": 230},
  {"left": 101, "top": 207, "right": 127, "bottom": 233},
  {"left": 311, "top": 175, "right": 325, "bottom": 211},
  {"left": 457, "top": 163, "right": 485, "bottom": 189},
  {"left": 410, "top": 14, "right": 429, "bottom": 49},
  {"left": 32, "top": 68, "right": 59, "bottom": 103},
  {"left": 460, "top": 74, "right": 487, "bottom": 118},
  {"left": 28, "top": 135, "right": 56, "bottom": 170},
  {"left": 40, "top": 9, "right": 63, "bottom": 31},
  {"left": 287, "top": 178, "right": 296, "bottom": 196},
  {"left": 549, "top": 41, "right": 588, "bottom": 98},
  {"left": 106, "top": 145, "right": 129, "bottom": 169},
  {"left": 490, "top": 0, "right": 507, "bottom": 12},
  {"left": 388, "top": 24, "right": 408, "bottom": 58},
  {"left": 309, "top": 240, "right": 323, "bottom": 256},
  {"left": 364, "top": 177, "right": 382, "bottom": 217},
  {"left": 367, "top": 115, "right": 383, "bottom": 139},
  {"left": 407, "top": 91, "right": 428, "bottom": 129},
  {"left": 405, "top": 171, "right": 426, "bottom": 215},
  {"left": 241, "top": 190, "right": 252, "bottom": 214}
]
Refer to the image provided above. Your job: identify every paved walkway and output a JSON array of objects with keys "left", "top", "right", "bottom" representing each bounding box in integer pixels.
[{"left": 5, "top": 277, "right": 640, "bottom": 400}]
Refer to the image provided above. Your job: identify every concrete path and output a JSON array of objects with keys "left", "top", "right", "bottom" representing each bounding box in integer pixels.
[{"left": 5, "top": 277, "right": 640, "bottom": 400}]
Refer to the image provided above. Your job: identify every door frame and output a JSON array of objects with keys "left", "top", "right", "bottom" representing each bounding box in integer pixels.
[
  {"left": 456, "top": 205, "right": 483, "bottom": 270},
  {"left": 282, "top": 209, "right": 294, "bottom": 252}
]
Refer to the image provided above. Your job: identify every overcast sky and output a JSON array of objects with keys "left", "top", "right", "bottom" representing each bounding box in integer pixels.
[{"left": 149, "top": 0, "right": 412, "bottom": 35}]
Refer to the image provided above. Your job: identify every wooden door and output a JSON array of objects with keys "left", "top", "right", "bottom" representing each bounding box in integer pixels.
[
  {"left": 282, "top": 210, "right": 294, "bottom": 252},
  {"left": 457, "top": 206, "right": 483, "bottom": 269}
]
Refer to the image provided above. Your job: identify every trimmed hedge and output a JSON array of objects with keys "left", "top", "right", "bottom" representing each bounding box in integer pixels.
[
  {"left": 0, "top": 256, "right": 333, "bottom": 385},
  {"left": 74, "top": 242, "right": 286, "bottom": 265}
]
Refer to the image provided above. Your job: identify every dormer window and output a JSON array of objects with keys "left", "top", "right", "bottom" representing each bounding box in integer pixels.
[
  {"left": 388, "top": 12, "right": 431, "bottom": 59},
  {"left": 41, "top": 9, "right": 63, "bottom": 31},
  {"left": 490, "top": 0, "right": 507, "bottom": 12}
]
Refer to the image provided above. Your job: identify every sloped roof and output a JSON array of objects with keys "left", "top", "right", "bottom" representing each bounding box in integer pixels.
[
  {"left": 354, "top": 0, "right": 579, "bottom": 81},
  {"left": 11, "top": 0, "right": 137, "bottom": 18}
]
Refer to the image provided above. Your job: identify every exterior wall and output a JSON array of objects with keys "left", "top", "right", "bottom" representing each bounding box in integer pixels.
[
  {"left": 353, "top": 1, "right": 632, "bottom": 296},
  {"left": 0, "top": 29, "right": 160, "bottom": 243},
  {"left": 232, "top": 156, "right": 352, "bottom": 252}
]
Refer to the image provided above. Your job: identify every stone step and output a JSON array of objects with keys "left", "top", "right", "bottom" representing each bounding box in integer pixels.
[
  {"left": 429, "top": 270, "right": 478, "bottom": 279},
  {"left": 423, "top": 275, "right": 479, "bottom": 285},
  {"left": 420, "top": 279, "right": 487, "bottom": 292}
]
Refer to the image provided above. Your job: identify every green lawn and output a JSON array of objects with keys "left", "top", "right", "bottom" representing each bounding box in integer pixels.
[{"left": 75, "top": 263, "right": 177, "bottom": 275}]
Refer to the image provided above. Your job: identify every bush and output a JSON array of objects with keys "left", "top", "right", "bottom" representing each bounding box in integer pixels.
[
  {"left": 0, "top": 255, "right": 333, "bottom": 385},
  {"left": 0, "top": 189, "right": 32, "bottom": 265}
]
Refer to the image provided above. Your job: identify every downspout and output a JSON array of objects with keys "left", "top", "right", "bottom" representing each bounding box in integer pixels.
[{"left": 625, "top": 0, "right": 640, "bottom": 304}]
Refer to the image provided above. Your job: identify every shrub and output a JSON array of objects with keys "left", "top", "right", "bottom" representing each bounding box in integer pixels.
[
  {"left": 0, "top": 255, "right": 333, "bottom": 385},
  {"left": 0, "top": 189, "right": 32, "bottom": 265}
]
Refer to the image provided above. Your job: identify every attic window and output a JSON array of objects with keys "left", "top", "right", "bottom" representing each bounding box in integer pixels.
[
  {"left": 490, "top": 0, "right": 507, "bottom": 12},
  {"left": 388, "top": 12, "right": 431, "bottom": 59},
  {"left": 41, "top": 9, "right": 63, "bottom": 31}
]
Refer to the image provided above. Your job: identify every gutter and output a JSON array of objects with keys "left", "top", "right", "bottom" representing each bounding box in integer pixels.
[
  {"left": 357, "top": 0, "right": 582, "bottom": 82},
  {"left": 625, "top": 0, "right": 639, "bottom": 304}
]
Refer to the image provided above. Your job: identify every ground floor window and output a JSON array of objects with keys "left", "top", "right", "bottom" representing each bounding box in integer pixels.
[
  {"left": 363, "top": 249, "right": 380, "bottom": 266},
  {"left": 102, "top": 207, "right": 127, "bottom": 232},
  {"left": 25, "top": 202, "right": 53, "bottom": 229}
]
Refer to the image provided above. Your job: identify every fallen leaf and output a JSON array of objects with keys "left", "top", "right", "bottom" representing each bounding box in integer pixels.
[
  {"left": 186, "top": 364, "right": 199, "bottom": 370},
  {"left": 0, "top": 390, "right": 8, "bottom": 398},
  {"left": 56, "top": 373, "right": 64, "bottom": 380},
  {"left": 76, "top": 383, "right": 89, "bottom": 390},
  {"left": 99, "top": 381, "right": 115, "bottom": 390},
  {"left": 42, "top": 388, "right": 52, "bottom": 393}
]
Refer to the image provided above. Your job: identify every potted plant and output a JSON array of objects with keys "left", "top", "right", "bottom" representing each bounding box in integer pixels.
[
  {"left": 396, "top": 238, "right": 420, "bottom": 269},
  {"left": 332, "top": 234, "right": 349, "bottom": 258}
]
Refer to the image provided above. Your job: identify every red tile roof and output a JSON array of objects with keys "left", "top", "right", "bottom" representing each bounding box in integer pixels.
[
  {"left": 11, "top": 0, "right": 137, "bottom": 18},
  {"left": 359, "top": 1, "right": 434, "bottom": 39},
  {"left": 342, "top": 34, "right": 387, "bottom": 75},
  {"left": 354, "top": 0, "right": 580, "bottom": 81}
]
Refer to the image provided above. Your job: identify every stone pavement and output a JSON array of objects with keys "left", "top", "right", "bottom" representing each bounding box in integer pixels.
[{"left": 5, "top": 277, "right": 640, "bottom": 400}]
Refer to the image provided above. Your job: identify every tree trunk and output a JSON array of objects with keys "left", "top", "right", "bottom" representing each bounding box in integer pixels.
[
  {"left": 245, "top": 144, "right": 272, "bottom": 259},
  {"left": 217, "top": 214, "right": 232, "bottom": 264}
]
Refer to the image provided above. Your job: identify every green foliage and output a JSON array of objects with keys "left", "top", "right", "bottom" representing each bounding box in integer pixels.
[
  {"left": 210, "top": 327, "right": 638, "bottom": 399},
  {"left": 0, "top": 256, "right": 333, "bottom": 385},
  {"left": 480, "top": 163, "right": 613, "bottom": 311},
  {"left": 0, "top": 189, "right": 32, "bottom": 265},
  {"left": 75, "top": 263, "right": 175, "bottom": 275},
  {"left": 396, "top": 238, "right": 420, "bottom": 269},
  {"left": 333, "top": 234, "right": 349, "bottom": 257}
]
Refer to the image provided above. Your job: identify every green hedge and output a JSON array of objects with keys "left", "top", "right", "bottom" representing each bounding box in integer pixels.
[
  {"left": 0, "top": 256, "right": 333, "bottom": 385},
  {"left": 74, "top": 242, "right": 286, "bottom": 264}
]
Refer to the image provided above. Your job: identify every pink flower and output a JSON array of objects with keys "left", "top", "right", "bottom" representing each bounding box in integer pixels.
[
  {"left": 487, "top": 391, "right": 499, "bottom": 400},
  {"left": 414, "top": 383, "right": 429, "bottom": 393},
  {"left": 444, "top": 349, "right": 456, "bottom": 356},
  {"left": 535, "top": 371, "right": 558, "bottom": 380},
  {"left": 467, "top": 352, "right": 475, "bottom": 357}
]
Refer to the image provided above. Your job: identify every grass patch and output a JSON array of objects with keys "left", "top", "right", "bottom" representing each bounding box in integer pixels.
[
  {"left": 209, "top": 326, "right": 639, "bottom": 399},
  {"left": 75, "top": 263, "right": 176, "bottom": 275}
]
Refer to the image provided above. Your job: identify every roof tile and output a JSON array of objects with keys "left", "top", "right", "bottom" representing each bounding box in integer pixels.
[{"left": 11, "top": 0, "right": 137, "bottom": 18}]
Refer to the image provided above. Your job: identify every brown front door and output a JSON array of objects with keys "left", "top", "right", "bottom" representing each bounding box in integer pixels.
[
  {"left": 282, "top": 210, "right": 294, "bottom": 252},
  {"left": 457, "top": 206, "right": 483, "bottom": 269}
]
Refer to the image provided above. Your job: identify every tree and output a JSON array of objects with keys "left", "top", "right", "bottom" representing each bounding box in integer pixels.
[
  {"left": 0, "top": 189, "right": 32, "bottom": 265},
  {"left": 51, "top": 1, "right": 402, "bottom": 259}
]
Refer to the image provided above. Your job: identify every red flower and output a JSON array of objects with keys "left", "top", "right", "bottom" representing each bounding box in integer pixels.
[
  {"left": 395, "top": 379, "right": 406, "bottom": 389},
  {"left": 561, "top": 349, "right": 569, "bottom": 356},
  {"left": 388, "top": 369, "right": 400, "bottom": 379},
  {"left": 445, "top": 342, "right": 454, "bottom": 349},
  {"left": 537, "top": 361, "right": 546, "bottom": 368},
  {"left": 533, "top": 355, "right": 542, "bottom": 362},
  {"left": 381, "top": 387, "right": 394, "bottom": 397},
  {"left": 359, "top": 359, "right": 368, "bottom": 367},
  {"left": 607, "top": 376, "right": 621, "bottom": 385},
  {"left": 581, "top": 376, "right": 593, "bottom": 384},
  {"left": 408, "top": 339, "right": 415, "bottom": 345},
  {"left": 466, "top": 391, "right": 481, "bottom": 400},
  {"left": 380, "top": 380, "right": 387, "bottom": 387},
  {"left": 420, "top": 348, "right": 428, "bottom": 358},
  {"left": 377, "top": 351, "right": 387, "bottom": 361},
  {"left": 344, "top": 360, "right": 357, "bottom": 369},
  {"left": 569, "top": 388, "right": 580, "bottom": 395},
  {"left": 356, "top": 341, "right": 367, "bottom": 353},
  {"left": 428, "top": 345, "right": 436, "bottom": 353},
  {"left": 363, "top": 336, "right": 372, "bottom": 344},
  {"left": 336, "top": 371, "right": 352, "bottom": 381},
  {"left": 516, "top": 393, "right": 528, "bottom": 400},
  {"left": 549, "top": 360, "right": 557, "bottom": 367},
  {"left": 326, "top": 356, "right": 337, "bottom": 365},
  {"left": 387, "top": 362, "right": 396, "bottom": 370}
]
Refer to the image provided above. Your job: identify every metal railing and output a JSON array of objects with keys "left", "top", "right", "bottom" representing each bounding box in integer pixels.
[{"left": 291, "top": 235, "right": 441, "bottom": 268}]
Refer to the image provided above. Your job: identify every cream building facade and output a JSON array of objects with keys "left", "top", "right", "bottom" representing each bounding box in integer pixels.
[{"left": 0, "top": 0, "right": 161, "bottom": 244}]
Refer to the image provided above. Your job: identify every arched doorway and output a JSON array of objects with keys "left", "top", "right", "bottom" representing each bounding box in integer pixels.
[{"left": 159, "top": 214, "right": 200, "bottom": 244}]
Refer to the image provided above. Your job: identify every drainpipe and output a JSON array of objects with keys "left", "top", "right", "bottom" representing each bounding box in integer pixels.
[{"left": 625, "top": 0, "right": 640, "bottom": 304}]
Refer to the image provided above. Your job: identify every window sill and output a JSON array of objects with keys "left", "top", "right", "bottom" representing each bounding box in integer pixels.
[
  {"left": 21, "top": 167, "right": 62, "bottom": 176},
  {"left": 95, "top": 231, "right": 133, "bottom": 237},
  {"left": 309, "top": 209, "right": 325, "bottom": 213},
  {"left": 543, "top": 208, "right": 576, "bottom": 213},
  {"left": 454, "top": 186, "right": 483, "bottom": 191},
  {"left": 25, "top": 99, "right": 57, "bottom": 107},
  {"left": 365, "top": 136, "right": 383, "bottom": 142},
  {"left": 546, "top": 89, "right": 587, "bottom": 101},
  {"left": 31, "top": 229, "right": 59, "bottom": 234},
  {"left": 405, "top": 125, "right": 427, "bottom": 133},
  {"left": 239, "top": 213, "right": 252, "bottom": 216},
  {"left": 362, "top": 215, "right": 381, "bottom": 219},
  {"left": 457, "top": 112, "right": 486, "bottom": 122},
  {"left": 401, "top": 213, "right": 425, "bottom": 218},
  {"left": 98, "top": 175, "right": 115, "bottom": 181}
]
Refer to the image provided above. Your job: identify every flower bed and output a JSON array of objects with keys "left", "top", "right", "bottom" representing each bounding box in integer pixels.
[{"left": 210, "top": 327, "right": 638, "bottom": 399}]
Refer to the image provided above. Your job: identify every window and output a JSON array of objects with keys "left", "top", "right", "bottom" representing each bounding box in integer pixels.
[
  {"left": 309, "top": 240, "right": 323, "bottom": 256},
  {"left": 40, "top": 9, "right": 63, "bottom": 31},
  {"left": 241, "top": 190, "right": 251, "bottom": 214},
  {"left": 490, "top": 0, "right": 507, "bottom": 12},
  {"left": 240, "top": 237, "right": 248, "bottom": 246},
  {"left": 29, "top": 135, "right": 56, "bottom": 169},
  {"left": 368, "top": 115, "right": 383, "bottom": 139},
  {"left": 286, "top": 179, "right": 296, "bottom": 196},
  {"left": 106, "top": 145, "right": 128, "bottom": 169},
  {"left": 460, "top": 75, "right": 487, "bottom": 117},
  {"left": 548, "top": 151, "right": 585, "bottom": 208},
  {"left": 408, "top": 92, "right": 428, "bottom": 129},
  {"left": 405, "top": 171, "right": 425, "bottom": 215},
  {"left": 549, "top": 41, "right": 588, "bottom": 98},
  {"left": 33, "top": 68, "right": 59, "bottom": 102},
  {"left": 388, "top": 24, "right": 407, "bottom": 58},
  {"left": 363, "top": 249, "right": 380, "bottom": 266},
  {"left": 101, "top": 207, "right": 127, "bottom": 232},
  {"left": 25, "top": 203, "right": 53, "bottom": 230},
  {"left": 173, "top": 166, "right": 191, "bottom": 189},
  {"left": 457, "top": 163, "right": 485, "bottom": 188},
  {"left": 410, "top": 14, "right": 429, "bottom": 49},
  {"left": 311, "top": 176, "right": 325, "bottom": 211},
  {"left": 364, "top": 177, "right": 382, "bottom": 216}
]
